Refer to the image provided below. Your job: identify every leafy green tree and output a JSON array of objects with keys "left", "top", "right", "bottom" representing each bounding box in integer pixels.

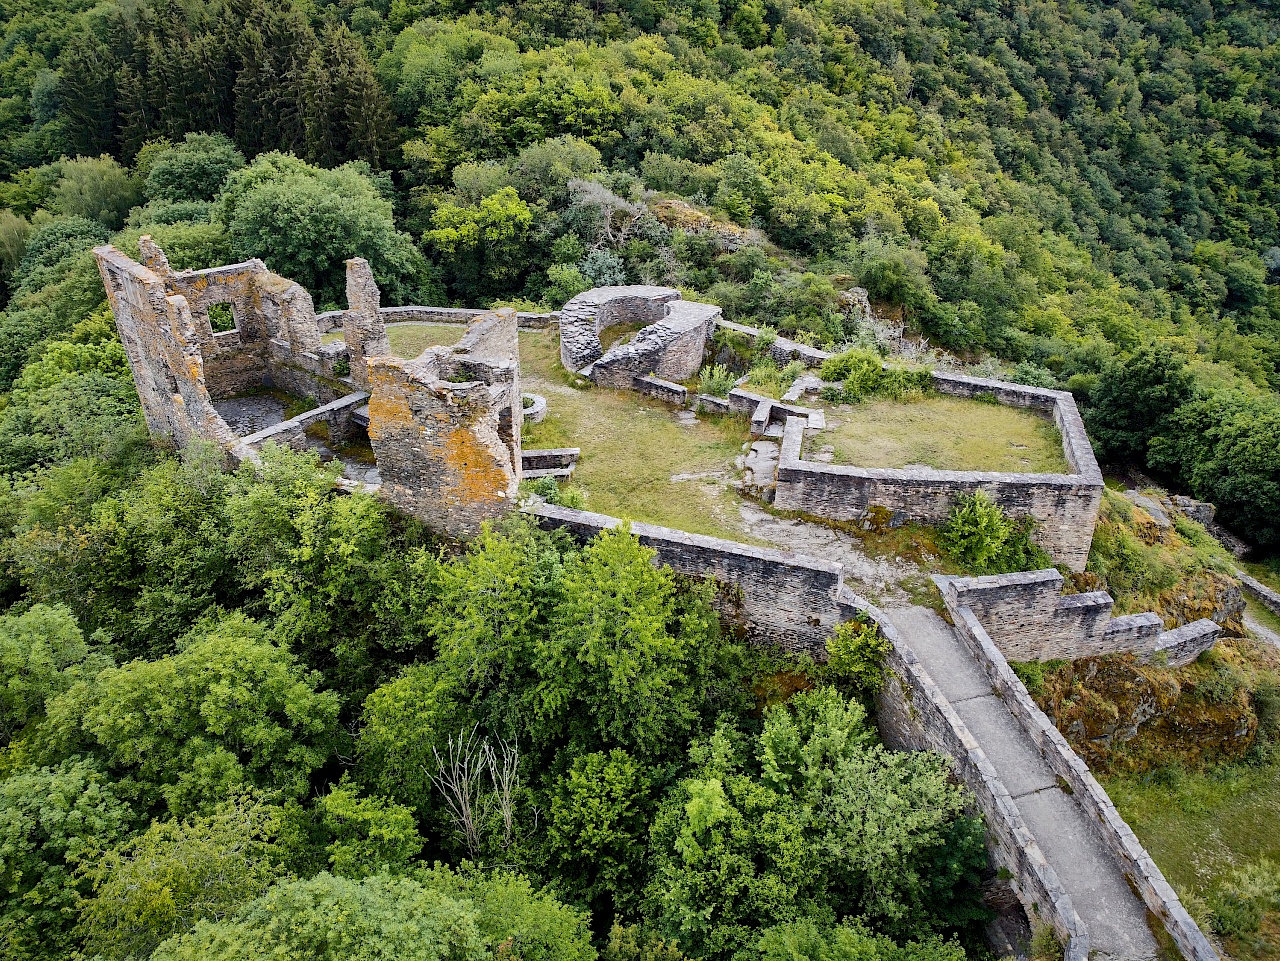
[
  {"left": 356, "top": 663, "right": 464, "bottom": 817},
  {"left": 537, "top": 528, "right": 700, "bottom": 759},
  {"left": 823, "top": 620, "right": 892, "bottom": 696},
  {"left": 646, "top": 689, "right": 986, "bottom": 957},
  {"left": 48, "top": 156, "right": 141, "bottom": 228},
  {"left": 0, "top": 758, "right": 136, "bottom": 961},
  {"left": 547, "top": 748, "right": 653, "bottom": 918},
  {"left": 424, "top": 186, "right": 535, "bottom": 301},
  {"left": 1086, "top": 344, "right": 1198, "bottom": 465},
  {"left": 150, "top": 872, "right": 488, "bottom": 961},
  {"left": 215, "top": 152, "right": 428, "bottom": 305},
  {"left": 40, "top": 612, "right": 339, "bottom": 814},
  {"left": 319, "top": 776, "right": 424, "bottom": 878},
  {"left": 145, "top": 132, "right": 246, "bottom": 203},
  {"left": 79, "top": 796, "right": 284, "bottom": 961},
  {"left": 418, "top": 867, "right": 598, "bottom": 961},
  {"left": 756, "top": 919, "right": 966, "bottom": 961},
  {"left": 432, "top": 519, "right": 564, "bottom": 738},
  {"left": 0, "top": 603, "right": 108, "bottom": 746}
]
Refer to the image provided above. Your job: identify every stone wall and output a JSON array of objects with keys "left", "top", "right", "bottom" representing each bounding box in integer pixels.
[
  {"left": 937, "top": 570, "right": 1221, "bottom": 666},
  {"left": 368, "top": 308, "right": 522, "bottom": 537},
  {"left": 1236, "top": 568, "right": 1280, "bottom": 618},
  {"left": 559, "top": 286, "right": 718, "bottom": 393},
  {"left": 774, "top": 410, "right": 1102, "bottom": 571},
  {"left": 95, "top": 245, "right": 240, "bottom": 450},
  {"left": 940, "top": 581, "right": 1220, "bottom": 961},
  {"left": 98, "top": 242, "right": 525, "bottom": 538},
  {"left": 873, "top": 607, "right": 1091, "bottom": 961},
  {"left": 526, "top": 501, "right": 851, "bottom": 654}
]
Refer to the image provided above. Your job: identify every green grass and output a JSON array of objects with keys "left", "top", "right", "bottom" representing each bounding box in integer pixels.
[
  {"left": 1247, "top": 597, "right": 1280, "bottom": 638},
  {"left": 810, "top": 395, "right": 1068, "bottom": 473},
  {"left": 1105, "top": 761, "right": 1280, "bottom": 900},
  {"left": 518, "top": 329, "right": 762, "bottom": 542},
  {"left": 321, "top": 323, "right": 466, "bottom": 355}
]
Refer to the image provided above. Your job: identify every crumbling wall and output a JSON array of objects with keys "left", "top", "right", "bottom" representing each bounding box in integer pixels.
[
  {"left": 559, "top": 286, "right": 716, "bottom": 392},
  {"left": 94, "top": 245, "right": 239, "bottom": 450},
  {"left": 937, "top": 571, "right": 1221, "bottom": 667},
  {"left": 367, "top": 308, "right": 522, "bottom": 537}
]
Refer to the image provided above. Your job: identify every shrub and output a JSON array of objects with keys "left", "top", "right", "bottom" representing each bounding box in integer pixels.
[
  {"left": 697, "top": 364, "right": 737, "bottom": 397},
  {"left": 825, "top": 619, "right": 893, "bottom": 694},
  {"left": 940, "top": 492, "right": 1052, "bottom": 575},
  {"left": 1208, "top": 859, "right": 1280, "bottom": 938},
  {"left": 818, "top": 348, "right": 933, "bottom": 402}
]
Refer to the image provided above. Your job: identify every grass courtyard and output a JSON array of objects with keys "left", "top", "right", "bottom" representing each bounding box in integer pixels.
[
  {"left": 809, "top": 395, "right": 1069, "bottom": 473},
  {"left": 517, "top": 329, "right": 759, "bottom": 541},
  {"left": 322, "top": 323, "right": 466, "bottom": 354}
]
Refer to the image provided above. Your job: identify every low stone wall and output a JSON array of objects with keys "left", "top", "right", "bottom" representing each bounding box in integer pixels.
[
  {"left": 872, "top": 606, "right": 1090, "bottom": 961},
  {"left": 632, "top": 374, "right": 689, "bottom": 405},
  {"left": 318, "top": 307, "right": 557, "bottom": 333},
  {"left": 231, "top": 391, "right": 368, "bottom": 460},
  {"left": 1236, "top": 568, "right": 1280, "bottom": 618},
  {"left": 941, "top": 580, "right": 1221, "bottom": 961},
  {"left": 714, "top": 318, "right": 832, "bottom": 367},
  {"left": 937, "top": 571, "right": 1220, "bottom": 667},
  {"left": 525, "top": 502, "right": 848, "bottom": 654},
  {"left": 774, "top": 414, "right": 1102, "bottom": 572}
]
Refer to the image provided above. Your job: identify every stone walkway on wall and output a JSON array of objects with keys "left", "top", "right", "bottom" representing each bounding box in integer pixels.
[{"left": 883, "top": 606, "right": 1160, "bottom": 961}]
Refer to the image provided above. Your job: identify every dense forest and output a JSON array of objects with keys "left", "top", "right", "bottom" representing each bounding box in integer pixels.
[{"left": 0, "top": 0, "right": 1279, "bottom": 958}]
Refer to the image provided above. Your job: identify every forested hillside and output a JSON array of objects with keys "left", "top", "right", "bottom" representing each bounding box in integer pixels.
[
  {"left": 2, "top": 0, "right": 1278, "bottom": 545},
  {"left": 0, "top": 0, "right": 1279, "bottom": 958}
]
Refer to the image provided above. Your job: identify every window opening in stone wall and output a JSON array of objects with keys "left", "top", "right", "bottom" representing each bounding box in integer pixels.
[{"left": 208, "top": 302, "right": 236, "bottom": 332}]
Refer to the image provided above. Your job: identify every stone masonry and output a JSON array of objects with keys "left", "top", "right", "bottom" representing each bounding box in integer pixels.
[
  {"left": 773, "top": 371, "right": 1104, "bottom": 571},
  {"left": 559, "top": 285, "right": 718, "bottom": 391},
  {"left": 95, "top": 241, "right": 520, "bottom": 536},
  {"left": 367, "top": 307, "right": 522, "bottom": 538},
  {"left": 936, "top": 570, "right": 1221, "bottom": 667}
]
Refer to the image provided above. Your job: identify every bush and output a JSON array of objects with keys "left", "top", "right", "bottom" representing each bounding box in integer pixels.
[
  {"left": 697, "top": 363, "right": 737, "bottom": 397},
  {"left": 1208, "top": 859, "right": 1280, "bottom": 938},
  {"left": 818, "top": 348, "right": 934, "bottom": 402},
  {"left": 939, "top": 492, "right": 1052, "bottom": 575},
  {"left": 825, "top": 619, "right": 892, "bottom": 694}
]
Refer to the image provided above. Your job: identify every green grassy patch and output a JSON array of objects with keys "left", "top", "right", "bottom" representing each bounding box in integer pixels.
[
  {"left": 1105, "top": 761, "right": 1280, "bottom": 901},
  {"left": 321, "top": 323, "right": 467, "bottom": 355},
  {"left": 809, "top": 395, "right": 1068, "bottom": 473},
  {"left": 518, "top": 330, "right": 762, "bottom": 543}
]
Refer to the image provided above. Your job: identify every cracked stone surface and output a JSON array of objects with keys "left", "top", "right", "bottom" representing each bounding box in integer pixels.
[{"left": 736, "top": 499, "right": 924, "bottom": 604}]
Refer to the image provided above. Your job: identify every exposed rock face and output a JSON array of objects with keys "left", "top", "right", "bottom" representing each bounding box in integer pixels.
[{"left": 1034, "top": 653, "right": 1258, "bottom": 772}]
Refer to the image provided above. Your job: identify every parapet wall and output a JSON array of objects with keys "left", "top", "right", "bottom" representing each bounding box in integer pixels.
[
  {"left": 938, "top": 570, "right": 1221, "bottom": 666},
  {"left": 873, "top": 608, "right": 1090, "bottom": 961},
  {"left": 773, "top": 368, "right": 1104, "bottom": 571},
  {"left": 940, "top": 579, "right": 1220, "bottom": 961}
]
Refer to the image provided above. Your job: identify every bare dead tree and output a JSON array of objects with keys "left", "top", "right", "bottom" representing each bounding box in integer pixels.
[
  {"left": 482, "top": 735, "right": 523, "bottom": 852},
  {"left": 430, "top": 726, "right": 489, "bottom": 859}
]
